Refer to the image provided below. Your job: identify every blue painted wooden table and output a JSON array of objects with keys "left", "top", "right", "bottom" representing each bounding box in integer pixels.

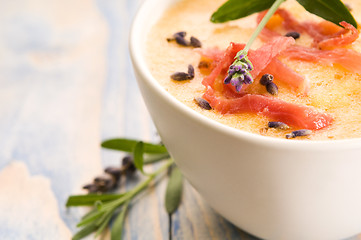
[{"left": 0, "top": 0, "right": 360, "bottom": 239}]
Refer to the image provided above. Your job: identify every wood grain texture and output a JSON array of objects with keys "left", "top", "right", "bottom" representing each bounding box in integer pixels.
[{"left": 0, "top": 0, "right": 360, "bottom": 239}]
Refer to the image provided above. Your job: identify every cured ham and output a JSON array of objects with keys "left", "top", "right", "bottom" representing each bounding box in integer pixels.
[
  {"left": 282, "top": 45, "right": 361, "bottom": 74},
  {"left": 257, "top": 9, "right": 359, "bottom": 49},
  {"left": 200, "top": 37, "right": 305, "bottom": 91},
  {"left": 203, "top": 88, "right": 332, "bottom": 130},
  {"left": 199, "top": 39, "right": 333, "bottom": 130},
  {"left": 260, "top": 58, "right": 306, "bottom": 92},
  {"left": 248, "top": 36, "right": 295, "bottom": 78},
  {"left": 317, "top": 21, "right": 359, "bottom": 50}
]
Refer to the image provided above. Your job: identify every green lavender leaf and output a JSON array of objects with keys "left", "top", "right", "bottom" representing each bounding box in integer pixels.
[
  {"left": 133, "top": 141, "right": 145, "bottom": 174},
  {"left": 165, "top": 166, "right": 183, "bottom": 214},
  {"left": 101, "top": 138, "right": 168, "bottom": 154},
  {"left": 95, "top": 211, "right": 114, "bottom": 237},
  {"left": 72, "top": 222, "right": 98, "bottom": 240},
  {"left": 211, "top": 0, "right": 276, "bottom": 23},
  {"left": 66, "top": 194, "right": 125, "bottom": 207},
  {"left": 111, "top": 200, "right": 130, "bottom": 240},
  {"left": 81, "top": 208, "right": 98, "bottom": 220},
  {"left": 296, "top": 0, "right": 357, "bottom": 28},
  {"left": 77, "top": 211, "right": 104, "bottom": 227},
  {"left": 144, "top": 153, "right": 170, "bottom": 164},
  {"left": 95, "top": 200, "right": 103, "bottom": 210}
]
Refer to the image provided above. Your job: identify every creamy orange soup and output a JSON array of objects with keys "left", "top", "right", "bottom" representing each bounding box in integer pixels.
[{"left": 146, "top": 0, "right": 361, "bottom": 140}]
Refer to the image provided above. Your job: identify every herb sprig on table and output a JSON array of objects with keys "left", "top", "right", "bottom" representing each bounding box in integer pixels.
[
  {"left": 211, "top": 0, "right": 356, "bottom": 92},
  {"left": 66, "top": 138, "right": 183, "bottom": 240}
]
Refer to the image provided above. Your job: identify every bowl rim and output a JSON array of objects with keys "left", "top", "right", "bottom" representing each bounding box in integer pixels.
[{"left": 129, "top": 0, "right": 361, "bottom": 151}]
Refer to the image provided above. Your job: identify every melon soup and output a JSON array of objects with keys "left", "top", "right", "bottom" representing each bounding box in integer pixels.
[
  {"left": 145, "top": 0, "right": 361, "bottom": 140},
  {"left": 131, "top": 0, "right": 361, "bottom": 239}
]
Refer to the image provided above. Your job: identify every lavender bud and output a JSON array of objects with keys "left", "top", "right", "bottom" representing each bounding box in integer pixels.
[
  {"left": 174, "top": 31, "right": 186, "bottom": 38},
  {"left": 266, "top": 82, "right": 278, "bottom": 95},
  {"left": 235, "top": 83, "right": 243, "bottom": 92},
  {"left": 194, "top": 97, "right": 212, "bottom": 110},
  {"left": 171, "top": 72, "right": 191, "bottom": 81},
  {"left": 228, "top": 68, "right": 237, "bottom": 76},
  {"left": 175, "top": 35, "right": 189, "bottom": 46},
  {"left": 285, "top": 31, "right": 300, "bottom": 40},
  {"left": 247, "top": 63, "right": 253, "bottom": 70},
  {"left": 122, "top": 155, "right": 136, "bottom": 175},
  {"left": 234, "top": 76, "right": 245, "bottom": 91},
  {"left": 224, "top": 50, "right": 254, "bottom": 92},
  {"left": 230, "top": 76, "right": 243, "bottom": 86},
  {"left": 122, "top": 155, "right": 133, "bottom": 166},
  {"left": 224, "top": 74, "right": 232, "bottom": 84},
  {"left": 239, "top": 68, "right": 247, "bottom": 74},
  {"left": 243, "top": 74, "right": 253, "bottom": 85},
  {"left": 167, "top": 32, "right": 186, "bottom": 42},
  {"left": 187, "top": 64, "right": 194, "bottom": 79},
  {"left": 260, "top": 74, "right": 274, "bottom": 86},
  {"left": 94, "top": 174, "right": 116, "bottom": 191},
  {"left": 233, "top": 65, "right": 244, "bottom": 72},
  {"left": 190, "top": 36, "right": 202, "bottom": 48},
  {"left": 104, "top": 166, "right": 122, "bottom": 181},
  {"left": 268, "top": 121, "right": 290, "bottom": 130},
  {"left": 83, "top": 183, "right": 98, "bottom": 193},
  {"left": 286, "top": 129, "right": 312, "bottom": 139}
]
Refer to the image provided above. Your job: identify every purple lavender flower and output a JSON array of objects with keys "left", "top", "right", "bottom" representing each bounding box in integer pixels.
[{"left": 223, "top": 50, "right": 254, "bottom": 92}]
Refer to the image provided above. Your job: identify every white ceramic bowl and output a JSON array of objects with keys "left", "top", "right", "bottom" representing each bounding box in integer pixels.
[{"left": 130, "top": 0, "right": 361, "bottom": 239}]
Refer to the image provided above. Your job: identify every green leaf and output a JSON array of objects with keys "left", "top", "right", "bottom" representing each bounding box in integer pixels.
[
  {"left": 81, "top": 208, "right": 98, "bottom": 220},
  {"left": 66, "top": 194, "right": 125, "bottom": 207},
  {"left": 133, "top": 141, "right": 145, "bottom": 174},
  {"left": 101, "top": 138, "right": 168, "bottom": 154},
  {"left": 211, "top": 0, "right": 276, "bottom": 23},
  {"left": 95, "top": 200, "right": 103, "bottom": 211},
  {"left": 165, "top": 166, "right": 183, "bottom": 214},
  {"left": 296, "top": 0, "right": 357, "bottom": 28},
  {"left": 77, "top": 211, "right": 104, "bottom": 227},
  {"left": 95, "top": 211, "right": 114, "bottom": 237},
  {"left": 72, "top": 222, "right": 98, "bottom": 240},
  {"left": 111, "top": 200, "right": 130, "bottom": 240},
  {"left": 144, "top": 153, "right": 170, "bottom": 165}
]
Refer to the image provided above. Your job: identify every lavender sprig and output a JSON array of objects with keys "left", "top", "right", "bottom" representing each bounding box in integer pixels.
[
  {"left": 223, "top": 0, "right": 285, "bottom": 92},
  {"left": 224, "top": 50, "right": 253, "bottom": 92}
]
